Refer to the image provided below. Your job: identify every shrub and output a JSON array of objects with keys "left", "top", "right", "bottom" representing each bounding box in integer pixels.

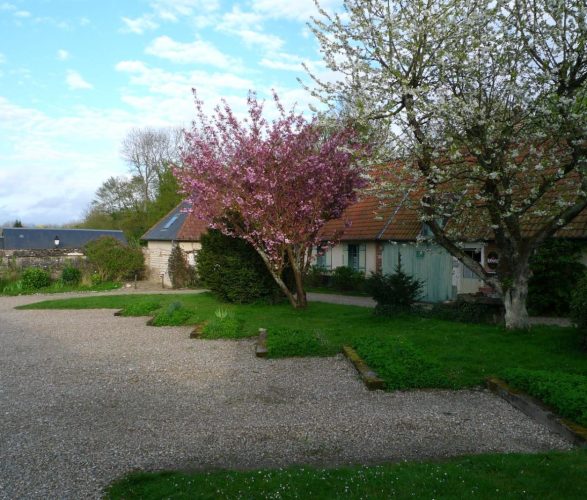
[
  {"left": 330, "top": 266, "right": 365, "bottom": 292},
  {"left": 304, "top": 265, "right": 329, "bottom": 288},
  {"left": 21, "top": 267, "right": 51, "bottom": 290},
  {"left": 266, "top": 328, "right": 336, "bottom": 358},
  {"left": 84, "top": 236, "right": 144, "bottom": 282},
  {"left": 353, "top": 336, "right": 456, "bottom": 390},
  {"left": 366, "top": 265, "right": 423, "bottom": 315},
  {"left": 167, "top": 245, "right": 195, "bottom": 289},
  {"left": 201, "top": 308, "right": 243, "bottom": 338},
  {"left": 528, "top": 239, "right": 586, "bottom": 316},
  {"left": 61, "top": 266, "right": 82, "bottom": 285},
  {"left": 502, "top": 369, "right": 587, "bottom": 427},
  {"left": 570, "top": 273, "right": 587, "bottom": 350},
  {"left": 419, "top": 299, "right": 502, "bottom": 324},
  {"left": 150, "top": 301, "right": 193, "bottom": 326},
  {"left": 196, "top": 229, "right": 283, "bottom": 304}
]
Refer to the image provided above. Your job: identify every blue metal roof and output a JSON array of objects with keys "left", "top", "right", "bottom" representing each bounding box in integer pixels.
[
  {"left": 141, "top": 202, "right": 190, "bottom": 241},
  {"left": 0, "top": 228, "right": 127, "bottom": 250}
]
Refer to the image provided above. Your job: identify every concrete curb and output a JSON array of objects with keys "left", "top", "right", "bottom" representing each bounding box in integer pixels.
[
  {"left": 255, "top": 328, "right": 268, "bottom": 357},
  {"left": 342, "top": 345, "right": 385, "bottom": 391},
  {"left": 486, "top": 377, "right": 587, "bottom": 447}
]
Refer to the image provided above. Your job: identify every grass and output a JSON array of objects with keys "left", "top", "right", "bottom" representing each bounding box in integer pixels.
[
  {"left": 19, "top": 292, "right": 587, "bottom": 391},
  {"left": 502, "top": 369, "right": 587, "bottom": 427},
  {"left": 0, "top": 280, "right": 120, "bottom": 296},
  {"left": 105, "top": 450, "right": 587, "bottom": 499}
]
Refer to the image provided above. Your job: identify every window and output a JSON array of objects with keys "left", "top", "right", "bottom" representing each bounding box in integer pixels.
[
  {"left": 345, "top": 243, "right": 366, "bottom": 271},
  {"left": 463, "top": 249, "right": 482, "bottom": 279},
  {"left": 163, "top": 215, "right": 179, "bottom": 229},
  {"left": 316, "top": 245, "right": 331, "bottom": 269}
]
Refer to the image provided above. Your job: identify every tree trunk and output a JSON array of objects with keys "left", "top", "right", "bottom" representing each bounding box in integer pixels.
[
  {"left": 256, "top": 247, "right": 302, "bottom": 308},
  {"left": 502, "top": 265, "right": 530, "bottom": 330},
  {"left": 287, "top": 246, "right": 307, "bottom": 308}
]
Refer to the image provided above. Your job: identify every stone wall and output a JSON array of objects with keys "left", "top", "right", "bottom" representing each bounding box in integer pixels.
[{"left": 0, "top": 249, "right": 86, "bottom": 278}]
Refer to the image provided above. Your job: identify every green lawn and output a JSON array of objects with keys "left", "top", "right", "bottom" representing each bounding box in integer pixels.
[
  {"left": 19, "top": 292, "right": 587, "bottom": 390},
  {"left": 105, "top": 450, "right": 587, "bottom": 499}
]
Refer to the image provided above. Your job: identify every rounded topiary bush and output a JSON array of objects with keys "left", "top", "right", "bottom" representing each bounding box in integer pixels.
[
  {"left": 85, "top": 236, "right": 144, "bottom": 282},
  {"left": 21, "top": 267, "right": 51, "bottom": 290}
]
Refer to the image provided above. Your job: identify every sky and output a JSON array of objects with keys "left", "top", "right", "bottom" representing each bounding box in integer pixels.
[{"left": 0, "top": 0, "right": 342, "bottom": 226}]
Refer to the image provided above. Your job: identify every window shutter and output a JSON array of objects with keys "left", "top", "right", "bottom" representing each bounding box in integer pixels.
[
  {"left": 359, "top": 244, "right": 366, "bottom": 271},
  {"left": 343, "top": 244, "right": 348, "bottom": 267}
]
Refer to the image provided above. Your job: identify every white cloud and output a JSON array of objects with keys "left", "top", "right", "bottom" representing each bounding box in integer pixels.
[
  {"left": 65, "top": 70, "right": 93, "bottom": 90},
  {"left": 57, "top": 49, "right": 69, "bottom": 61},
  {"left": 0, "top": 52, "right": 5, "bottom": 64},
  {"left": 14, "top": 10, "right": 30, "bottom": 18},
  {"left": 121, "top": 15, "right": 158, "bottom": 34},
  {"left": 251, "top": 0, "right": 341, "bottom": 21},
  {"left": 217, "top": 7, "right": 284, "bottom": 51},
  {"left": 151, "top": 0, "right": 219, "bottom": 22},
  {"left": 145, "top": 35, "right": 239, "bottom": 69},
  {"left": 0, "top": 2, "right": 15, "bottom": 12},
  {"left": 79, "top": 17, "right": 90, "bottom": 26}
]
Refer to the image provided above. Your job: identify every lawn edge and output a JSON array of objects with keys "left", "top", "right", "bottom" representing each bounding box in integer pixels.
[
  {"left": 342, "top": 345, "right": 385, "bottom": 390},
  {"left": 486, "top": 377, "right": 587, "bottom": 447}
]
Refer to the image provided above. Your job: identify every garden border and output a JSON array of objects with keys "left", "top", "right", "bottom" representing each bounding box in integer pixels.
[
  {"left": 486, "top": 377, "right": 587, "bottom": 447},
  {"left": 342, "top": 345, "right": 385, "bottom": 390}
]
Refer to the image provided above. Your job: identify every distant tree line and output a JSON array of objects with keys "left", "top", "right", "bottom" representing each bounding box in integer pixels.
[{"left": 76, "top": 127, "right": 184, "bottom": 241}]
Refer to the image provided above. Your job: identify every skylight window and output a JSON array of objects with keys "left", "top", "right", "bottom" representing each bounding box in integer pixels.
[{"left": 163, "top": 215, "right": 179, "bottom": 229}]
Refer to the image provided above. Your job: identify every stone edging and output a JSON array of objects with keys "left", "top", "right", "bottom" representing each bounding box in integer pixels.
[
  {"left": 342, "top": 345, "right": 385, "bottom": 390},
  {"left": 255, "top": 328, "right": 268, "bottom": 357},
  {"left": 486, "top": 377, "right": 587, "bottom": 447}
]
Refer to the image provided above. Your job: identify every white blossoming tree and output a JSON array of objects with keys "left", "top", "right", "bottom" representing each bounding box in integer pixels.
[{"left": 308, "top": 0, "right": 587, "bottom": 329}]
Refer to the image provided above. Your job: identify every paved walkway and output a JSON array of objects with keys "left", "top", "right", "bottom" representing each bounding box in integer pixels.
[{"left": 0, "top": 293, "right": 573, "bottom": 499}]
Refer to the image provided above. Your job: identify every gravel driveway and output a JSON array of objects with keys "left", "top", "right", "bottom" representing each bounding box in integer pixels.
[{"left": 0, "top": 293, "right": 573, "bottom": 499}]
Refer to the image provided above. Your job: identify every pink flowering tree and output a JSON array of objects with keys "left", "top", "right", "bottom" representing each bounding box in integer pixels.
[{"left": 177, "top": 91, "right": 366, "bottom": 308}]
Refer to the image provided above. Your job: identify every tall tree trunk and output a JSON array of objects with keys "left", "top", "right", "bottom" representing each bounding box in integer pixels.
[
  {"left": 256, "top": 247, "right": 301, "bottom": 308},
  {"left": 502, "top": 263, "right": 531, "bottom": 330},
  {"left": 287, "top": 246, "right": 307, "bottom": 308}
]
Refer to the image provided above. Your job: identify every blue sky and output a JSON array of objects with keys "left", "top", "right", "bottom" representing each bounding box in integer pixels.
[{"left": 0, "top": 0, "right": 341, "bottom": 225}]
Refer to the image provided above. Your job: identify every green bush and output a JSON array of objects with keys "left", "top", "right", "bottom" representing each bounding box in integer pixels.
[
  {"left": 61, "top": 266, "right": 82, "bottom": 285},
  {"left": 528, "top": 239, "right": 586, "bottom": 316},
  {"left": 201, "top": 308, "right": 243, "bottom": 338},
  {"left": 353, "top": 336, "right": 456, "bottom": 390},
  {"left": 570, "top": 273, "right": 587, "bottom": 350},
  {"left": 21, "top": 267, "right": 51, "bottom": 290},
  {"left": 330, "top": 266, "right": 365, "bottom": 292},
  {"left": 167, "top": 245, "right": 196, "bottom": 289},
  {"left": 502, "top": 369, "right": 587, "bottom": 427},
  {"left": 267, "top": 328, "right": 336, "bottom": 358},
  {"left": 84, "top": 236, "right": 144, "bottom": 282},
  {"left": 305, "top": 265, "right": 329, "bottom": 287},
  {"left": 196, "top": 230, "right": 283, "bottom": 304},
  {"left": 419, "top": 299, "right": 502, "bottom": 324},
  {"left": 150, "top": 301, "right": 193, "bottom": 326},
  {"left": 366, "top": 265, "right": 423, "bottom": 315}
]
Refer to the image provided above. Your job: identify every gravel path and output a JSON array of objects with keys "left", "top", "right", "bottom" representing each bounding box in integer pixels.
[{"left": 0, "top": 293, "right": 573, "bottom": 499}]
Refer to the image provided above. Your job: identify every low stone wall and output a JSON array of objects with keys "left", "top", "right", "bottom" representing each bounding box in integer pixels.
[{"left": 0, "top": 249, "right": 86, "bottom": 278}]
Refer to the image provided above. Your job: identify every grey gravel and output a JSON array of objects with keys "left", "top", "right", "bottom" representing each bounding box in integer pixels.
[{"left": 0, "top": 293, "right": 573, "bottom": 499}]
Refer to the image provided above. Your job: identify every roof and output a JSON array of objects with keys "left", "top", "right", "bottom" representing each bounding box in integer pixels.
[
  {"left": 141, "top": 202, "right": 208, "bottom": 242},
  {"left": 0, "top": 228, "right": 127, "bottom": 250},
  {"left": 321, "top": 190, "right": 587, "bottom": 242}
]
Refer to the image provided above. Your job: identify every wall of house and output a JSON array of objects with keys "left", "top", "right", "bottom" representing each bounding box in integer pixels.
[
  {"left": 0, "top": 249, "right": 85, "bottom": 278},
  {"left": 320, "top": 242, "right": 377, "bottom": 274},
  {"left": 144, "top": 241, "right": 201, "bottom": 287}
]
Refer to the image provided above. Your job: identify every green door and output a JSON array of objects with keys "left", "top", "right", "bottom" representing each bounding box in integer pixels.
[{"left": 382, "top": 243, "right": 455, "bottom": 302}]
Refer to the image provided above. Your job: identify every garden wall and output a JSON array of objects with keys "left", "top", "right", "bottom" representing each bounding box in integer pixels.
[{"left": 0, "top": 249, "right": 86, "bottom": 278}]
